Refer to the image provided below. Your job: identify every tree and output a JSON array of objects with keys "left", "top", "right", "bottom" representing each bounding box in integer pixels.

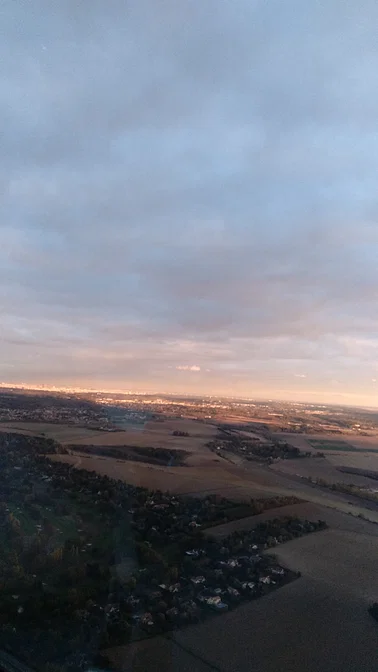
[
  {"left": 107, "top": 618, "right": 132, "bottom": 645},
  {"left": 67, "top": 588, "right": 80, "bottom": 607},
  {"left": 93, "top": 652, "right": 113, "bottom": 670},
  {"left": 125, "top": 576, "right": 137, "bottom": 592},
  {"left": 168, "top": 566, "right": 178, "bottom": 582}
]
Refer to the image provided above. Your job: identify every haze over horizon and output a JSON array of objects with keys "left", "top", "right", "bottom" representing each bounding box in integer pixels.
[{"left": 2, "top": 1, "right": 378, "bottom": 408}]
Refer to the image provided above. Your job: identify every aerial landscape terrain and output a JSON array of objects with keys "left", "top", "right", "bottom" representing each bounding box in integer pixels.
[
  {"left": 4, "top": 1, "right": 378, "bottom": 671},
  {"left": 2, "top": 386, "right": 378, "bottom": 672}
]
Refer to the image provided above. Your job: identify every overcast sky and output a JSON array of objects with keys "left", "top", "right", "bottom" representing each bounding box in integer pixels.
[{"left": 2, "top": 0, "right": 378, "bottom": 406}]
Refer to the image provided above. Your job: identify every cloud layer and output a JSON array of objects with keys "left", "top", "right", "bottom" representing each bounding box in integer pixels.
[{"left": 1, "top": 0, "right": 378, "bottom": 405}]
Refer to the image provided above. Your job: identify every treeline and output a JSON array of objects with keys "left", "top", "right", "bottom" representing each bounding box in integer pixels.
[
  {"left": 219, "top": 423, "right": 271, "bottom": 434},
  {"left": 0, "top": 431, "right": 62, "bottom": 454},
  {"left": 217, "top": 496, "right": 300, "bottom": 524},
  {"left": 338, "top": 466, "right": 378, "bottom": 481},
  {"left": 224, "top": 517, "right": 328, "bottom": 549},
  {"left": 307, "top": 477, "right": 378, "bottom": 504},
  {"left": 245, "top": 442, "right": 307, "bottom": 461},
  {"left": 208, "top": 435, "right": 309, "bottom": 462},
  {"left": 68, "top": 443, "right": 189, "bottom": 466}
]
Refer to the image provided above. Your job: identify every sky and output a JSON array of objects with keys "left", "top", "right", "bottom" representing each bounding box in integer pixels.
[{"left": 1, "top": 0, "right": 378, "bottom": 407}]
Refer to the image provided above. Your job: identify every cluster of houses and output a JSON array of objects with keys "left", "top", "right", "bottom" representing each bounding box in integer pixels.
[
  {"left": 123, "top": 539, "right": 292, "bottom": 637},
  {"left": 129, "top": 489, "right": 256, "bottom": 545},
  {"left": 121, "top": 511, "right": 326, "bottom": 638},
  {"left": 0, "top": 394, "right": 110, "bottom": 428}
]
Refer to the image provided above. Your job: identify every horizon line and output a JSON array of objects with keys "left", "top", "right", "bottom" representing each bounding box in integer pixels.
[{"left": 0, "top": 381, "right": 377, "bottom": 412}]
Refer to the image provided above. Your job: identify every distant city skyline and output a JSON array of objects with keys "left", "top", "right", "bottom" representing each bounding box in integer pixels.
[
  {"left": 1, "top": 381, "right": 377, "bottom": 410},
  {"left": 2, "top": 1, "right": 378, "bottom": 409}
]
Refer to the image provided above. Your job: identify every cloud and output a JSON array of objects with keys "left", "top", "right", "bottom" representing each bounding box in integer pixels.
[
  {"left": 176, "top": 365, "right": 201, "bottom": 372},
  {"left": 1, "top": 1, "right": 378, "bottom": 405}
]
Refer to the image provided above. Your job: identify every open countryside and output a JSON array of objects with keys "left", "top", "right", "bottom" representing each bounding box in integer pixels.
[
  {"left": 107, "top": 509, "right": 378, "bottom": 672},
  {"left": 2, "top": 390, "right": 378, "bottom": 671},
  {"left": 5, "top": 3, "right": 378, "bottom": 670}
]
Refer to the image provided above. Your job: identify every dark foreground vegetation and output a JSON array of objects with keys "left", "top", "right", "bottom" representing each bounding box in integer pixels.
[
  {"left": 368, "top": 603, "right": 378, "bottom": 622},
  {"left": 0, "top": 433, "right": 63, "bottom": 454},
  {"left": 0, "top": 432, "right": 326, "bottom": 672}
]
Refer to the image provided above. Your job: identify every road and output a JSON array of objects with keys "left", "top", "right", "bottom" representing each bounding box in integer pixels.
[{"left": 237, "top": 457, "right": 378, "bottom": 523}]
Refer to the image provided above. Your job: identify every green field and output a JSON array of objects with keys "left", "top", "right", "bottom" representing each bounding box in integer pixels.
[{"left": 309, "top": 439, "right": 378, "bottom": 453}]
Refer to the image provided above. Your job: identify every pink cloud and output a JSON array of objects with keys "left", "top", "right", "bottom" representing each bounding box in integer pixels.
[{"left": 176, "top": 365, "right": 201, "bottom": 372}]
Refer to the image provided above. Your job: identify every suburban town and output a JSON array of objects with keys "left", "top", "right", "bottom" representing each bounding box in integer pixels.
[{"left": 0, "top": 425, "right": 325, "bottom": 671}]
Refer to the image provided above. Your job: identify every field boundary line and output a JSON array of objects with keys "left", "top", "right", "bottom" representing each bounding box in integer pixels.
[{"left": 167, "top": 634, "right": 227, "bottom": 672}]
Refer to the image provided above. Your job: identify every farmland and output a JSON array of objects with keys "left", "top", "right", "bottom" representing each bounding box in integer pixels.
[
  {"left": 171, "top": 574, "right": 378, "bottom": 672},
  {"left": 70, "top": 419, "right": 218, "bottom": 452},
  {"left": 273, "top": 432, "right": 378, "bottom": 453},
  {"left": 308, "top": 438, "right": 378, "bottom": 453},
  {"left": 0, "top": 421, "right": 109, "bottom": 443},
  {"left": 326, "top": 451, "right": 378, "bottom": 470},
  {"left": 0, "top": 430, "right": 328, "bottom": 672},
  {"left": 50, "top": 446, "right": 378, "bottom": 525},
  {"left": 0, "top": 418, "right": 218, "bottom": 451},
  {"left": 25, "top": 399, "right": 378, "bottom": 529},
  {"left": 49, "top": 453, "right": 278, "bottom": 499},
  {"left": 3, "top": 391, "right": 378, "bottom": 671},
  {"left": 270, "top": 431, "right": 378, "bottom": 479},
  {"left": 107, "top": 511, "right": 378, "bottom": 672},
  {"left": 270, "top": 455, "right": 378, "bottom": 489}
]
